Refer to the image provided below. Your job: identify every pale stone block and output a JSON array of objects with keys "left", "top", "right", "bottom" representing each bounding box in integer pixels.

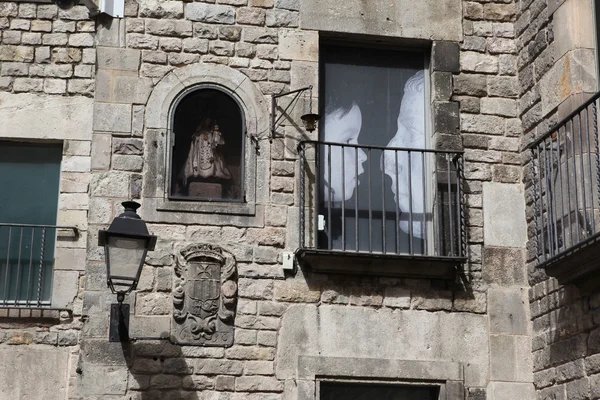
[
  {"left": 299, "top": 0, "right": 462, "bottom": 41},
  {"left": 93, "top": 102, "right": 132, "bottom": 133},
  {"left": 490, "top": 334, "right": 516, "bottom": 381},
  {"left": 59, "top": 193, "right": 89, "bottom": 210},
  {"left": 88, "top": 196, "right": 113, "bottom": 224},
  {"left": 276, "top": 305, "right": 489, "bottom": 386},
  {"left": 139, "top": 0, "right": 184, "bottom": 18},
  {"left": 90, "top": 171, "right": 130, "bottom": 197},
  {"left": 279, "top": 30, "right": 318, "bottom": 61},
  {"left": 52, "top": 270, "right": 79, "bottom": 308},
  {"left": 91, "top": 133, "right": 111, "bottom": 170},
  {"left": 95, "top": 70, "right": 153, "bottom": 105},
  {"left": 515, "top": 335, "right": 534, "bottom": 382},
  {"left": 62, "top": 155, "right": 91, "bottom": 172},
  {"left": 483, "top": 182, "right": 527, "bottom": 248},
  {"left": 97, "top": 47, "right": 140, "bottom": 71},
  {"left": 64, "top": 140, "right": 91, "bottom": 156},
  {"left": 57, "top": 209, "right": 87, "bottom": 230},
  {"left": 55, "top": 247, "right": 87, "bottom": 271},
  {"left": 488, "top": 382, "right": 535, "bottom": 400},
  {"left": 554, "top": 0, "right": 596, "bottom": 60},
  {"left": 540, "top": 49, "right": 597, "bottom": 116},
  {"left": 186, "top": 3, "right": 235, "bottom": 24},
  {"left": 488, "top": 287, "right": 530, "bottom": 335},
  {"left": 0, "top": 348, "right": 69, "bottom": 400},
  {"left": 0, "top": 92, "right": 92, "bottom": 140},
  {"left": 461, "top": 51, "right": 499, "bottom": 73}
]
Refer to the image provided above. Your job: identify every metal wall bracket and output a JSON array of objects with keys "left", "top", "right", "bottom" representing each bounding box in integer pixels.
[{"left": 109, "top": 303, "right": 130, "bottom": 342}]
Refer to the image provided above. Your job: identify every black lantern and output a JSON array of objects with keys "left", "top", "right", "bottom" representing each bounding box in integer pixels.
[
  {"left": 98, "top": 201, "right": 156, "bottom": 341},
  {"left": 300, "top": 113, "right": 320, "bottom": 133}
]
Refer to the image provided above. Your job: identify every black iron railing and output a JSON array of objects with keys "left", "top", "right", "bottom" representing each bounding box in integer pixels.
[
  {"left": 528, "top": 92, "right": 600, "bottom": 266},
  {"left": 298, "top": 141, "right": 466, "bottom": 259},
  {"left": 0, "top": 223, "right": 78, "bottom": 308}
]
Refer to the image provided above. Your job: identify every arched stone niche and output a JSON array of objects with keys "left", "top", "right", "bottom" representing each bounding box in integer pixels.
[{"left": 142, "top": 63, "right": 270, "bottom": 224}]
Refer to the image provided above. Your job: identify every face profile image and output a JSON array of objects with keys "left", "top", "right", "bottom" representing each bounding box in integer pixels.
[
  {"left": 382, "top": 70, "right": 426, "bottom": 238},
  {"left": 322, "top": 101, "right": 368, "bottom": 202}
]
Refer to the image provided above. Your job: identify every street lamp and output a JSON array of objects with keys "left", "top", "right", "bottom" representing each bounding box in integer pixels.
[{"left": 98, "top": 201, "right": 157, "bottom": 342}]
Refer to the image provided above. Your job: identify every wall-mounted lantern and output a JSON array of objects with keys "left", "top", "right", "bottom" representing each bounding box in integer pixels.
[
  {"left": 98, "top": 201, "right": 157, "bottom": 342},
  {"left": 271, "top": 86, "right": 320, "bottom": 138}
]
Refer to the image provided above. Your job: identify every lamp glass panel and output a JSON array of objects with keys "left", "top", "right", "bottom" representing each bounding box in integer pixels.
[{"left": 107, "top": 236, "right": 146, "bottom": 280}]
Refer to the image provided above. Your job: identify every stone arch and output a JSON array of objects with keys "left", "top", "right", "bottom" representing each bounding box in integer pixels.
[
  {"left": 145, "top": 63, "right": 269, "bottom": 137},
  {"left": 142, "top": 63, "right": 270, "bottom": 221}
]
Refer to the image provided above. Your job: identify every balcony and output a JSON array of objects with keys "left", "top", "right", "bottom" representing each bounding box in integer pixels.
[
  {"left": 0, "top": 223, "right": 78, "bottom": 308},
  {"left": 527, "top": 92, "right": 600, "bottom": 289},
  {"left": 296, "top": 141, "right": 467, "bottom": 279}
]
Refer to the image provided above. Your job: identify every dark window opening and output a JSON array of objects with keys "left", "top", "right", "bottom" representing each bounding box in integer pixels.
[
  {"left": 170, "top": 88, "right": 244, "bottom": 202},
  {"left": 320, "top": 381, "right": 440, "bottom": 400}
]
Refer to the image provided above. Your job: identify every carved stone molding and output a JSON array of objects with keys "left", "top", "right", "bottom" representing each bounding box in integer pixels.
[{"left": 172, "top": 243, "right": 237, "bottom": 346}]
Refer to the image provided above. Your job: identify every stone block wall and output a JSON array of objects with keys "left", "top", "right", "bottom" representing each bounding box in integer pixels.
[
  {"left": 0, "top": 2, "right": 95, "bottom": 95},
  {"left": 516, "top": 0, "right": 600, "bottom": 398},
  {"left": 0, "top": 2, "right": 96, "bottom": 398},
  {"left": 74, "top": 1, "right": 537, "bottom": 399}
]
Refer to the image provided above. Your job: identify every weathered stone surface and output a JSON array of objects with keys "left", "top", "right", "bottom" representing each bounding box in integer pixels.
[
  {"left": 139, "top": 0, "right": 184, "bottom": 18},
  {"left": 97, "top": 47, "right": 140, "bottom": 71},
  {"left": 0, "top": 93, "right": 93, "bottom": 140},
  {"left": 93, "top": 102, "right": 132, "bottom": 133},
  {"left": 299, "top": 0, "right": 462, "bottom": 41},
  {"left": 276, "top": 305, "right": 489, "bottom": 387},
  {"left": 279, "top": 30, "right": 317, "bottom": 61},
  {"left": 0, "top": 348, "right": 69, "bottom": 400},
  {"left": 488, "top": 287, "right": 529, "bottom": 335},
  {"left": 540, "top": 49, "right": 597, "bottom": 116},
  {"left": 483, "top": 182, "right": 527, "bottom": 248},
  {"left": 461, "top": 51, "right": 499, "bottom": 73},
  {"left": 186, "top": 3, "right": 235, "bottom": 24}
]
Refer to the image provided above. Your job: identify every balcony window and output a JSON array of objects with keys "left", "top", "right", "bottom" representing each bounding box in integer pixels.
[
  {"left": 320, "top": 381, "right": 440, "bottom": 400},
  {"left": 0, "top": 141, "right": 61, "bottom": 307},
  {"left": 527, "top": 92, "right": 600, "bottom": 289},
  {"left": 297, "top": 45, "right": 466, "bottom": 278}
]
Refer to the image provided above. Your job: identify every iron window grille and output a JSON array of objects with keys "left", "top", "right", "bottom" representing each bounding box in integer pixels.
[
  {"left": 0, "top": 223, "right": 78, "bottom": 308},
  {"left": 527, "top": 91, "right": 600, "bottom": 287},
  {"left": 297, "top": 140, "right": 466, "bottom": 277}
]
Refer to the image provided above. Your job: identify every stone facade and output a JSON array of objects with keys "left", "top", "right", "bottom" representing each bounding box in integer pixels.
[
  {"left": 0, "top": 0, "right": 598, "bottom": 399},
  {"left": 516, "top": 0, "right": 600, "bottom": 398}
]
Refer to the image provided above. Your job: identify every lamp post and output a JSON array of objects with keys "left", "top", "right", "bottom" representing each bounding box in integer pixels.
[{"left": 98, "top": 201, "right": 157, "bottom": 342}]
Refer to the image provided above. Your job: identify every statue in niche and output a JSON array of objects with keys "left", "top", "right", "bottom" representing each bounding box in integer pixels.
[
  {"left": 181, "top": 118, "right": 233, "bottom": 187},
  {"left": 172, "top": 243, "right": 237, "bottom": 346}
]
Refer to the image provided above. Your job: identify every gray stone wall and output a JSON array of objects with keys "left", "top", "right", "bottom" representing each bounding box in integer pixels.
[
  {"left": 516, "top": 0, "right": 600, "bottom": 398},
  {"left": 0, "top": 2, "right": 95, "bottom": 95},
  {"left": 0, "top": 2, "right": 95, "bottom": 398}
]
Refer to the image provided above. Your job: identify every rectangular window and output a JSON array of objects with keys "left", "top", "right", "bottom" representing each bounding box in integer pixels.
[
  {"left": 0, "top": 141, "right": 62, "bottom": 306},
  {"left": 320, "top": 381, "right": 440, "bottom": 400},
  {"left": 319, "top": 44, "right": 432, "bottom": 254}
]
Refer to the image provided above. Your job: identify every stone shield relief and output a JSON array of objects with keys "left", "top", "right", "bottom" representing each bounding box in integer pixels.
[{"left": 172, "top": 243, "right": 237, "bottom": 346}]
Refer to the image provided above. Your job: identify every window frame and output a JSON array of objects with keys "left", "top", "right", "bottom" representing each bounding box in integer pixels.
[
  {"left": 141, "top": 63, "right": 270, "bottom": 225},
  {"left": 315, "top": 42, "right": 439, "bottom": 256},
  {"left": 296, "top": 39, "right": 466, "bottom": 277}
]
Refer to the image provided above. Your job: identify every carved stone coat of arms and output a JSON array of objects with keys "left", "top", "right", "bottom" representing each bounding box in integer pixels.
[{"left": 172, "top": 243, "right": 237, "bottom": 346}]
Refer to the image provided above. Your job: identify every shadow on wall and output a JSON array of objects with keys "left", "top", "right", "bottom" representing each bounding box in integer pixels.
[
  {"left": 296, "top": 263, "right": 481, "bottom": 311},
  {"left": 124, "top": 333, "right": 201, "bottom": 400},
  {"left": 78, "top": 332, "right": 202, "bottom": 399}
]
